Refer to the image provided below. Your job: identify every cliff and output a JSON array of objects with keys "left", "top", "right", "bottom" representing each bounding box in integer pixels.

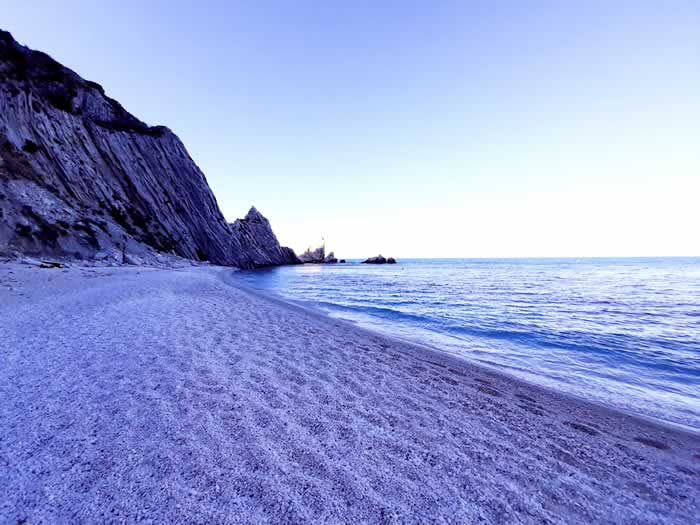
[
  {"left": 0, "top": 30, "right": 295, "bottom": 268},
  {"left": 229, "top": 207, "right": 300, "bottom": 268}
]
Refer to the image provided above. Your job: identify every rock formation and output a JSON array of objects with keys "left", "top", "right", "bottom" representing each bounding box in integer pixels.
[
  {"left": 0, "top": 30, "right": 296, "bottom": 268},
  {"left": 298, "top": 245, "right": 344, "bottom": 264},
  {"left": 299, "top": 245, "right": 325, "bottom": 263},
  {"left": 362, "top": 255, "right": 397, "bottom": 264},
  {"left": 229, "top": 207, "right": 300, "bottom": 268}
]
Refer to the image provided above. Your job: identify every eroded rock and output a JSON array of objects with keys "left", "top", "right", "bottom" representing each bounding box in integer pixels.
[
  {"left": 0, "top": 30, "right": 295, "bottom": 268},
  {"left": 299, "top": 245, "right": 325, "bottom": 263},
  {"left": 229, "top": 207, "right": 300, "bottom": 268}
]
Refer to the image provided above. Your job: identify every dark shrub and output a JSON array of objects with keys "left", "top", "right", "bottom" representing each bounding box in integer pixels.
[
  {"left": 85, "top": 80, "right": 105, "bottom": 95},
  {"left": 20, "top": 204, "right": 40, "bottom": 220},
  {"left": 15, "top": 224, "right": 33, "bottom": 237},
  {"left": 109, "top": 205, "right": 131, "bottom": 231},
  {"left": 36, "top": 223, "right": 60, "bottom": 242},
  {"left": 127, "top": 206, "right": 149, "bottom": 229},
  {"left": 22, "top": 140, "right": 40, "bottom": 154},
  {"left": 93, "top": 119, "right": 166, "bottom": 137},
  {"left": 158, "top": 236, "right": 178, "bottom": 253},
  {"left": 46, "top": 91, "right": 74, "bottom": 113}
]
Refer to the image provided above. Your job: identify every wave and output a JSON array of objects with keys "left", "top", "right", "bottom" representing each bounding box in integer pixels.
[{"left": 234, "top": 257, "right": 700, "bottom": 428}]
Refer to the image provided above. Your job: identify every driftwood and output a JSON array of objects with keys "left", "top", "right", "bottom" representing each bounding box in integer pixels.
[{"left": 39, "top": 261, "right": 66, "bottom": 269}]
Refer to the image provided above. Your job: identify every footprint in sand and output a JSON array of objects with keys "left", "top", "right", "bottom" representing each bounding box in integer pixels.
[
  {"left": 676, "top": 465, "right": 698, "bottom": 477},
  {"left": 477, "top": 385, "right": 501, "bottom": 397},
  {"left": 515, "top": 393, "right": 537, "bottom": 403},
  {"left": 634, "top": 437, "right": 671, "bottom": 450},
  {"left": 563, "top": 421, "right": 599, "bottom": 436},
  {"left": 518, "top": 404, "right": 545, "bottom": 417}
]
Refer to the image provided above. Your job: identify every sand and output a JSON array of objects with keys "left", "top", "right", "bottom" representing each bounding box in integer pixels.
[{"left": 1, "top": 262, "right": 698, "bottom": 524}]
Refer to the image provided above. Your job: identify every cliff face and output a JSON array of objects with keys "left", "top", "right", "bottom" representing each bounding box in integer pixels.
[
  {"left": 230, "top": 207, "right": 300, "bottom": 268},
  {"left": 0, "top": 30, "right": 295, "bottom": 267}
]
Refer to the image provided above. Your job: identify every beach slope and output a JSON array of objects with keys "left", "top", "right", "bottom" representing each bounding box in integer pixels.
[{"left": 1, "top": 264, "right": 698, "bottom": 523}]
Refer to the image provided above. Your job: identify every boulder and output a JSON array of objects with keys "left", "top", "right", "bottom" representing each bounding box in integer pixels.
[
  {"left": 387, "top": 257, "right": 397, "bottom": 264},
  {"left": 339, "top": 259, "right": 346, "bottom": 263},
  {"left": 324, "top": 251, "right": 338, "bottom": 264}
]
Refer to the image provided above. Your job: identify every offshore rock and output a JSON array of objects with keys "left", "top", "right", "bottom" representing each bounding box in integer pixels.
[
  {"left": 362, "top": 255, "right": 387, "bottom": 264},
  {"left": 324, "top": 251, "right": 338, "bottom": 264},
  {"left": 362, "top": 255, "right": 397, "bottom": 264},
  {"left": 0, "top": 30, "right": 292, "bottom": 267},
  {"left": 299, "top": 245, "right": 325, "bottom": 263},
  {"left": 229, "top": 207, "right": 300, "bottom": 268}
]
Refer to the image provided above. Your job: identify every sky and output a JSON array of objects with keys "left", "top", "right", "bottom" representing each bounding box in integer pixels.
[{"left": 3, "top": 1, "right": 699, "bottom": 257}]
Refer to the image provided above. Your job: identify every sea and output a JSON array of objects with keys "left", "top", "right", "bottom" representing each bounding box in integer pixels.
[{"left": 233, "top": 258, "right": 700, "bottom": 430}]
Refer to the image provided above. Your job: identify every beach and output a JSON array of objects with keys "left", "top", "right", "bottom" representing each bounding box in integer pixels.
[{"left": 1, "top": 262, "right": 698, "bottom": 524}]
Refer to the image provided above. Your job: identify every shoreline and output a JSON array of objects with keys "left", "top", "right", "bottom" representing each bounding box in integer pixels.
[
  {"left": 1, "top": 262, "right": 698, "bottom": 523},
  {"left": 228, "top": 268, "right": 700, "bottom": 437}
]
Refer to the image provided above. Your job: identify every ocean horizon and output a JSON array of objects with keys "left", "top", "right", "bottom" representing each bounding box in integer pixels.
[
  {"left": 4, "top": 2, "right": 700, "bottom": 519},
  {"left": 235, "top": 257, "right": 700, "bottom": 430}
]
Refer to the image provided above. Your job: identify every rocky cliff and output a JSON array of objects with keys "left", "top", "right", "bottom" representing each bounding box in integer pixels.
[
  {"left": 229, "top": 207, "right": 300, "bottom": 268},
  {"left": 0, "top": 30, "right": 296, "bottom": 268}
]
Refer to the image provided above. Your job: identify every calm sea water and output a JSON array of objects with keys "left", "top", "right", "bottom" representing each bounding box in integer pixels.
[{"left": 233, "top": 258, "right": 700, "bottom": 430}]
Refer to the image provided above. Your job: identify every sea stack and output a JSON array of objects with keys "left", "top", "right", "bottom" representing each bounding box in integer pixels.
[{"left": 299, "top": 245, "right": 326, "bottom": 263}]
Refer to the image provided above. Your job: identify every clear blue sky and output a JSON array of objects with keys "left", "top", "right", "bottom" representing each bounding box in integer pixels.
[{"left": 4, "top": 1, "right": 699, "bottom": 257}]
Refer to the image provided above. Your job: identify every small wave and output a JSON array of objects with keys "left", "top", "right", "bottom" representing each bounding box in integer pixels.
[{"left": 234, "top": 258, "right": 700, "bottom": 428}]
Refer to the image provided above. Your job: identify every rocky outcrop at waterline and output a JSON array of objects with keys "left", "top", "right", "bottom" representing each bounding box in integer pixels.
[
  {"left": 298, "top": 245, "right": 343, "bottom": 264},
  {"left": 0, "top": 30, "right": 296, "bottom": 268},
  {"left": 362, "top": 255, "right": 397, "bottom": 264},
  {"left": 299, "top": 245, "right": 325, "bottom": 263},
  {"left": 229, "top": 207, "right": 300, "bottom": 268}
]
